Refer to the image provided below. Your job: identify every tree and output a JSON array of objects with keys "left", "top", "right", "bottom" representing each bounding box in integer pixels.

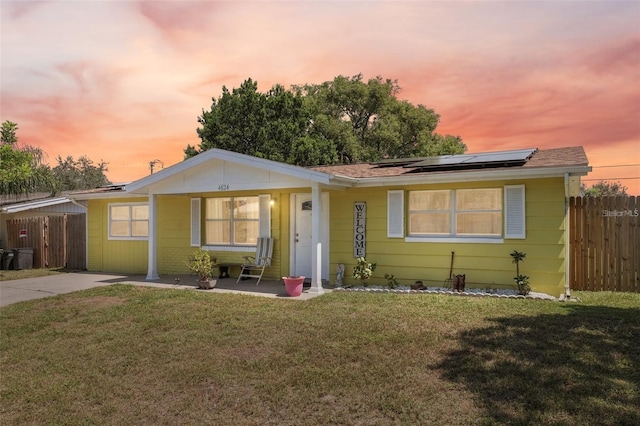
[
  {"left": 187, "top": 79, "right": 333, "bottom": 166},
  {"left": 297, "top": 74, "right": 466, "bottom": 162},
  {"left": 1, "top": 120, "right": 110, "bottom": 196},
  {"left": 51, "top": 155, "right": 111, "bottom": 190},
  {"left": 0, "top": 120, "right": 55, "bottom": 197},
  {"left": 1, "top": 121, "right": 19, "bottom": 145},
  {"left": 188, "top": 75, "right": 466, "bottom": 165},
  {"left": 581, "top": 181, "right": 628, "bottom": 197}
]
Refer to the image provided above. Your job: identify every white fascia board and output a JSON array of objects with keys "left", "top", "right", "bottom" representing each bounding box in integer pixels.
[
  {"left": 212, "top": 149, "right": 338, "bottom": 183},
  {"left": 126, "top": 148, "right": 349, "bottom": 194},
  {"left": 125, "top": 150, "right": 214, "bottom": 193},
  {"left": 67, "top": 192, "right": 141, "bottom": 201},
  {"left": 0, "top": 197, "right": 71, "bottom": 213},
  {"left": 349, "top": 166, "right": 592, "bottom": 187}
]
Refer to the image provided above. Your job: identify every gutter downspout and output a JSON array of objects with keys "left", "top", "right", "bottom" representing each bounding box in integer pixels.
[{"left": 563, "top": 173, "right": 572, "bottom": 300}]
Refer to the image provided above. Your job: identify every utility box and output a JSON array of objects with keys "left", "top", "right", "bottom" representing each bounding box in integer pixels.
[{"left": 12, "top": 248, "right": 34, "bottom": 270}]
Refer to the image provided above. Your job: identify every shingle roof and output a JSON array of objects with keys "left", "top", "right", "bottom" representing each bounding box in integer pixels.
[{"left": 309, "top": 146, "right": 588, "bottom": 179}]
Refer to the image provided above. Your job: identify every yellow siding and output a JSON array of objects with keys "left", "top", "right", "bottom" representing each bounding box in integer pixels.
[
  {"left": 157, "top": 196, "right": 193, "bottom": 275},
  {"left": 152, "top": 190, "right": 300, "bottom": 279},
  {"left": 328, "top": 178, "right": 567, "bottom": 296},
  {"left": 87, "top": 177, "right": 568, "bottom": 296},
  {"left": 88, "top": 191, "right": 294, "bottom": 278},
  {"left": 87, "top": 198, "right": 148, "bottom": 274}
]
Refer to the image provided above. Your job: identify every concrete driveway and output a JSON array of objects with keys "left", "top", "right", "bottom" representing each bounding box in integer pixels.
[
  {"left": 0, "top": 273, "right": 131, "bottom": 307},
  {"left": 0, "top": 273, "right": 326, "bottom": 307}
]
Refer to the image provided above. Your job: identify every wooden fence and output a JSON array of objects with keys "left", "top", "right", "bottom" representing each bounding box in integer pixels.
[
  {"left": 6, "top": 214, "right": 86, "bottom": 270},
  {"left": 569, "top": 196, "right": 639, "bottom": 292}
]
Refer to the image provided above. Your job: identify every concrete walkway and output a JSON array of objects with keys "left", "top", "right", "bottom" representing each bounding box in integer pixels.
[{"left": 0, "top": 272, "right": 329, "bottom": 307}]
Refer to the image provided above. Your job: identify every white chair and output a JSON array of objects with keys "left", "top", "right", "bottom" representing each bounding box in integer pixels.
[{"left": 236, "top": 237, "right": 274, "bottom": 285}]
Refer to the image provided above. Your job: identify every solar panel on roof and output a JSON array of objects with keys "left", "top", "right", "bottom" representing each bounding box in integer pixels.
[
  {"left": 370, "top": 157, "right": 429, "bottom": 167},
  {"left": 409, "top": 155, "right": 476, "bottom": 168},
  {"left": 405, "top": 148, "right": 537, "bottom": 172},
  {"left": 370, "top": 148, "right": 538, "bottom": 172},
  {"left": 461, "top": 149, "right": 537, "bottom": 163}
]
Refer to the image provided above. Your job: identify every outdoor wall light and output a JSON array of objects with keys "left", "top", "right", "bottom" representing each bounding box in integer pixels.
[{"left": 270, "top": 198, "right": 277, "bottom": 207}]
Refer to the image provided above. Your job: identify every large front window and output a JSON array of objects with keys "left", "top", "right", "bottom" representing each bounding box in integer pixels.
[
  {"left": 409, "top": 189, "right": 502, "bottom": 237},
  {"left": 205, "top": 196, "right": 259, "bottom": 245},
  {"left": 109, "top": 203, "right": 149, "bottom": 239}
]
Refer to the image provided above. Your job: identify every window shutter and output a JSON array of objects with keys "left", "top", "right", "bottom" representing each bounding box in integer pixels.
[
  {"left": 387, "top": 190, "right": 405, "bottom": 238},
  {"left": 259, "top": 194, "right": 271, "bottom": 238},
  {"left": 504, "top": 185, "right": 526, "bottom": 239},
  {"left": 190, "top": 198, "right": 201, "bottom": 247}
]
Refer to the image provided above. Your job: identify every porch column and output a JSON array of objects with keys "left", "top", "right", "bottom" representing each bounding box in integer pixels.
[
  {"left": 309, "top": 184, "right": 324, "bottom": 294},
  {"left": 146, "top": 193, "right": 160, "bottom": 280}
]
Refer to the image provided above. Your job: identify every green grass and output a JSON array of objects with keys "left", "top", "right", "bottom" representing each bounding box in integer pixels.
[
  {"left": 1, "top": 287, "right": 639, "bottom": 425},
  {"left": 0, "top": 268, "right": 65, "bottom": 281}
]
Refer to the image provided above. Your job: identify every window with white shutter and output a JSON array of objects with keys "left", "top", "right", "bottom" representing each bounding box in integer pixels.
[
  {"left": 259, "top": 194, "right": 271, "bottom": 238},
  {"left": 190, "top": 198, "right": 201, "bottom": 247},
  {"left": 387, "top": 190, "right": 405, "bottom": 238},
  {"left": 504, "top": 185, "right": 526, "bottom": 239}
]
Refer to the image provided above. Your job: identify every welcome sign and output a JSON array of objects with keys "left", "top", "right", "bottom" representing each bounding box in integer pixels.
[{"left": 354, "top": 202, "right": 366, "bottom": 257}]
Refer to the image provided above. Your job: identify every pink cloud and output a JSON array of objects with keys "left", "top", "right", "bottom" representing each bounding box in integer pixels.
[
  {"left": 3, "top": 0, "right": 47, "bottom": 20},
  {"left": 1, "top": 1, "right": 638, "bottom": 193}
]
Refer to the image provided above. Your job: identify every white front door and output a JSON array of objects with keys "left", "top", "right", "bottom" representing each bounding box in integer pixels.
[
  {"left": 292, "top": 193, "right": 329, "bottom": 279},
  {"left": 294, "top": 194, "right": 313, "bottom": 277}
]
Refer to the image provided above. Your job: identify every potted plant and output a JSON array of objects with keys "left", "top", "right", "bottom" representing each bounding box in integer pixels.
[
  {"left": 353, "top": 256, "right": 376, "bottom": 287},
  {"left": 510, "top": 250, "right": 530, "bottom": 296},
  {"left": 282, "top": 276, "right": 305, "bottom": 297},
  {"left": 186, "top": 249, "right": 217, "bottom": 289}
]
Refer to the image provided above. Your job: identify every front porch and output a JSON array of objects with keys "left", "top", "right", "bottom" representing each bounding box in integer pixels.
[{"left": 111, "top": 274, "right": 330, "bottom": 300}]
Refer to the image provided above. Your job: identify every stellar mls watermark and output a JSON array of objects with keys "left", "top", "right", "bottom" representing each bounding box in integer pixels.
[{"left": 602, "top": 209, "right": 639, "bottom": 217}]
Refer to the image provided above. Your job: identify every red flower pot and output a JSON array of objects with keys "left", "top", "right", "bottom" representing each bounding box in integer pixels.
[{"left": 282, "top": 276, "right": 305, "bottom": 297}]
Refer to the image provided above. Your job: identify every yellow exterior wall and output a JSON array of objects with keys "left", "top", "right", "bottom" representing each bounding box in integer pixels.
[
  {"left": 86, "top": 190, "right": 300, "bottom": 280},
  {"left": 87, "top": 198, "right": 149, "bottom": 274},
  {"left": 328, "top": 177, "right": 567, "bottom": 296},
  {"left": 87, "top": 178, "right": 568, "bottom": 296},
  {"left": 156, "top": 195, "right": 193, "bottom": 275}
]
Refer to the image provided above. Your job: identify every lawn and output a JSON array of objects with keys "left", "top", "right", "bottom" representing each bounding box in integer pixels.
[
  {"left": 1, "top": 286, "right": 639, "bottom": 425},
  {"left": 0, "top": 268, "right": 65, "bottom": 281}
]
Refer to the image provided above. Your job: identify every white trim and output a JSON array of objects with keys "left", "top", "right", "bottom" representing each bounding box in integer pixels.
[
  {"left": 190, "top": 198, "right": 201, "bottom": 247},
  {"left": 201, "top": 245, "right": 256, "bottom": 252},
  {"left": 0, "top": 197, "right": 79, "bottom": 214},
  {"left": 407, "top": 189, "right": 503, "bottom": 239},
  {"left": 126, "top": 148, "right": 345, "bottom": 194},
  {"left": 387, "top": 190, "right": 405, "bottom": 238},
  {"left": 406, "top": 236, "right": 504, "bottom": 244},
  {"left": 289, "top": 192, "right": 330, "bottom": 281},
  {"left": 204, "top": 195, "right": 260, "bottom": 245},
  {"left": 259, "top": 194, "right": 271, "bottom": 238},
  {"left": 504, "top": 184, "right": 526, "bottom": 239},
  {"left": 146, "top": 194, "right": 159, "bottom": 280},
  {"left": 344, "top": 166, "right": 591, "bottom": 188},
  {"left": 289, "top": 194, "right": 296, "bottom": 276},
  {"left": 107, "top": 202, "right": 149, "bottom": 241}
]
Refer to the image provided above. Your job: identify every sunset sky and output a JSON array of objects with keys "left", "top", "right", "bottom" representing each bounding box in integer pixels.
[{"left": 2, "top": 1, "right": 639, "bottom": 194}]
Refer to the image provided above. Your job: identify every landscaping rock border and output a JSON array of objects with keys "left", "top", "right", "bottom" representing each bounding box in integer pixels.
[{"left": 333, "top": 285, "right": 558, "bottom": 301}]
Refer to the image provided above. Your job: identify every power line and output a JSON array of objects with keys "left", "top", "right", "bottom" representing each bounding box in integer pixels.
[
  {"left": 582, "top": 177, "right": 640, "bottom": 181},
  {"left": 591, "top": 163, "right": 640, "bottom": 168}
]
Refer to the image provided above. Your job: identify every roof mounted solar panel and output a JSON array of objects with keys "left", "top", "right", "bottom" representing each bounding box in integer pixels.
[
  {"left": 407, "top": 155, "right": 476, "bottom": 168},
  {"left": 371, "top": 157, "right": 430, "bottom": 168},
  {"left": 405, "top": 148, "right": 537, "bottom": 172}
]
